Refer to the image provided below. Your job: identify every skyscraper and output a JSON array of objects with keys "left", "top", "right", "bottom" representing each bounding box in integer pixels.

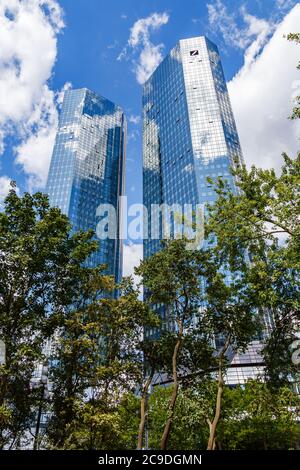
[
  {"left": 142, "top": 36, "right": 264, "bottom": 383},
  {"left": 143, "top": 36, "right": 243, "bottom": 257},
  {"left": 46, "top": 88, "right": 126, "bottom": 282}
]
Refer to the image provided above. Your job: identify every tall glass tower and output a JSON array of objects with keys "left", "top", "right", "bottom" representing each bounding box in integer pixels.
[
  {"left": 143, "top": 36, "right": 243, "bottom": 258},
  {"left": 46, "top": 88, "right": 126, "bottom": 282},
  {"left": 142, "top": 37, "right": 264, "bottom": 383}
]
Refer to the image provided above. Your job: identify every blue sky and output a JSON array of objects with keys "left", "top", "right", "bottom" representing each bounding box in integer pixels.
[{"left": 0, "top": 0, "right": 299, "bottom": 273}]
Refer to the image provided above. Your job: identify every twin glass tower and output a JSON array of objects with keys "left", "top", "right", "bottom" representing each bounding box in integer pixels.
[
  {"left": 46, "top": 37, "right": 262, "bottom": 383},
  {"left": 47, "top": 36, "right": 243, "bottom": 279}
]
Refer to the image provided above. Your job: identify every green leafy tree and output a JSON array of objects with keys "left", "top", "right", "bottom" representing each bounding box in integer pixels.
[
  {"left": 136, "top": 239, "right": 215, "bottom": 450},
  {"left": 117, "top": 392, "right": 141, "bottom": 449},
  {"left": 201, "top": 263, "right": 259, "bottom": 450},
  {"left": 245, "top": 244, "right": 299, "bottom": 386},
  {"left": 136, "top": 338, "right": 168, "bottom": 450},
  {"left": 219, "top": 380, "right": 300, "bottom": 450},
  {"left": 0, "top": 185, "right": 99, "bottom": 449},
  {"left": 135, "top": 380, "right": 300, "bottom": 450},
  {"left": 206, "top": 153, "right": 299, "bottom": 268},
  {"left": 205, "top": 35, "right": 300, "bottom": 388},
  {"left": 147, "top": 385, "right": 209, "bottom": 450},
  {"left": 206, "top": 154, "right": 300, "bottom": 386},
  {"left": 46, "top": 278, "right": 159, "bottom": 450},
  {"left": 45, "top": 268, "right": 114, "bottom": 449}
]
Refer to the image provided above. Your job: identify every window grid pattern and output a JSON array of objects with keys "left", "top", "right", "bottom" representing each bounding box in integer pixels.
[
  {"left": 46, "top": 88, "right": 126, "bottom": 282},
  {"left": 143, "top": 37, "right": 245, "bottom": 261}
]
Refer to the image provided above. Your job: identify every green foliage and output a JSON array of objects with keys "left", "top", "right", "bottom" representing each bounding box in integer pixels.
[
  {"left": 136, "top": 238, "right": 259, "bottom": 449},
  {"left": 45, "top": 277, "right": 158, "bottom": 450},
  {"left": 136, "top": 239, "right": 217, "bottom": 449},
  {"left": 135, "top": 238, "right": 215, "bottom": 374},
  {"left": 147, "top": 386, "right": 208, "bottom": 450},
  {"left": 206, "top": 153, "right": 300, "bottom": 387},
  {"left": 218, "top": 381, "right": 300, "bottom": 450},
  {"left": 51, "top": 400, "right": 123, "bottom": 450},
  {"left": 136, "top": 239, "right": 206, "bottom": 316},
  {"left": 0, "top": 186, "right": 100, "bottom": 449},
  {"left": 134, "top": 381, "right": 300, "bottom": 450},
  {"left": 206, "top": 154, "right": 300, "bottom": 269},
  {"left": 203, "top": 257, "right": 260, "bottom": 353},
  {"left": 1, "top": 32, "right": 299, "bottom": 449},
  {"left": 117, "top": 393, "right": 140, "bottom": 449}
]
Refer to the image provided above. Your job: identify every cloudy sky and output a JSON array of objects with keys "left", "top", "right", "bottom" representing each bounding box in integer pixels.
[{"left": 0, "top": 0, "right": 299, "bottom": 276}]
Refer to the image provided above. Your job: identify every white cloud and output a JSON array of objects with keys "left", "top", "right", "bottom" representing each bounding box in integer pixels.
[
  {"left": 14, "top": 86, "right": 57, "bottom": 190},
  {"left": 0, "top": 131, "right": 5, "bottom": 155},
  {"left": 127, "top": 12, "right": 169, "bottom": 48},
  {"left": 15, "top": 81, "right": 72, "bottom": 191},
  {"left": 276, "top": 0, "right": 298, "bottom": 13},
  {"left": 129, "top": 114, "right": 141, "bottom": 124},
  {"left": 56, "top": 81, "right": 72, "bottom": 106},
  {"left": 107, "top": 40, "right": 119, "bottom": 50},
  {"left": 118, "top": 12, "right": 169, "bottom": 84},
  {"left": 207, "top": 0, "right": 273, "bottom": 58},
  {"left": 207, "top": 0, "right": 247, "bottom": 49},
  {"left": 241, "top": 9, "right": 274, "bottom": 68},
  {"left": 122, "top": 242, "right": 143, "bottom": 287},
  {"left": 0, "top": 176, "right": 19, "bottom": 208},
  {"left": 0, "top": 0, "right": 66, "bottom": 190},
  {"left": 228, "top": 4, "right": 300, "bottom": 172},
  {"left": 127, "top": 129, "right": 140, "bottom": 141},
  {"left": 135, "top": 43, "right": 163, "bottom": 84}
]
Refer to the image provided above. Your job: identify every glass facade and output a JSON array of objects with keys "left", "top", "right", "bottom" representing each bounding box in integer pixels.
[
  {"left": 143, "top": 37, "right": 263, "bottom": 384},
  {"left": 46, "top": 88, "right": 126, "bottom": 282},
  {"left": 143, "top": 36, "right": 243, "bottom": 259}
]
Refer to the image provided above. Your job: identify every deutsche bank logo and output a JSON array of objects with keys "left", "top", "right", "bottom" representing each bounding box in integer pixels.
[{"left": 190, "top": 50, "right": 199, "bottom": 56}]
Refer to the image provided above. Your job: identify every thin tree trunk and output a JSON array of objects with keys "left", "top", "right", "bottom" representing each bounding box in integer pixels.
[
  {"left": 33, "top": 385, "right": 44, "bottom": 450},
  {"left": 207, "top": 336, "right": 231, "bottom": 451},
  {"left": 160, "top": 320, "right": 183, "bottom": 450},
  {"left": 137, "top": 372, "right": 153, "bottom": 450},
  {"left": 207, "top": 365, "right": 224, "bottom": 450}
]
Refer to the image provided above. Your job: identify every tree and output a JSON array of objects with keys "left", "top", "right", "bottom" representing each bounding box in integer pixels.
[
  {"left": 136, "top": 338, "right": 167, "bottom": 450},
  {"left": 195, "top": 258, "right": 259, "bottom": 450},
  {"left": 218, "top": 380, "right": 300, "bottom": 450},
  {"left": 136, "top": 239, "right": 215, "bottom": 450},
  {"left": 46, "top": 277, "right": 159, "bottom": 450},
  {"left": 147, "top": 385, "right": 209, "bottom": 450},
  {"left": 206, "top": 153, "right": 299, "bottom": 268},
  {"left": 205, "top": 34, "right": 300, "bottom": 388},
  {"left": 45, "top": 267, "right": 114, "bottom": 449},
  {"left": 206, "top": 154, "right": 300, "bottom": 387},
  {"left": 0, "top": 185, "right": 99, "bottom": 449},
  {"left": 117, "top": 392, "right": 141, "bottom": 449},
  {"left": 244, "top": 243, "right": 299, "bottom": 386},
  {"left": 144, "top": 380, "right": 300, "bottom": 450}
]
